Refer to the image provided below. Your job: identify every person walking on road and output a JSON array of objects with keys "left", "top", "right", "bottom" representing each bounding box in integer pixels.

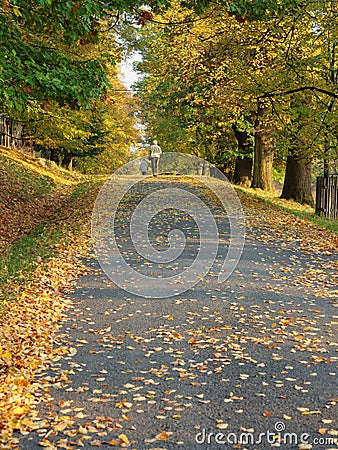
[
  {"left": 140, "top": 158, "right": 148, "bottom": 176},
  {"left": 148, "top": 140, "right": 162, "bottom": 176}
]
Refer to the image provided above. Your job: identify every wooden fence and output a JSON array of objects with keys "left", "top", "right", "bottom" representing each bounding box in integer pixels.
[
  {"left": 315, "top": 175, "right": 338, "bottom": 219},
  {"left": 0, "top": 117, "right": 25, "bottom": 149}
]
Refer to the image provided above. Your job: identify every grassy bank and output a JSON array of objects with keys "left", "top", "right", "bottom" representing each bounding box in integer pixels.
[
  {"left": 0, "top": 182, "right": 96, "bottom": 287},
  {"left": 0, "top": 147, "right": 104, "bottom": 301},
  {"left": 236, "top": 186, "right": 338, "bottom": 235}
]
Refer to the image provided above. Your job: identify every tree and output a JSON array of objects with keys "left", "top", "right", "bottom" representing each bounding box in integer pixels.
[
  {"left": 125, "top": 2, "right": 282, "bottom": 187},
  {"left": 233, "top": 134, "right": 253, "bottom": 186},
  {"left": 129, "top": 4, "right": 247, "bottom": 163},
  {"left": 276, "top": 95, "right": 320, "bottom": 205},
  {"left": 25, "top": 72, "right": 139, "bottom": 171},
  {"left": 251, "top": 103, "right": 275, "bottom": 190},
  {"left": 76, "top": 80, "right": 140, "bottom": 174},
  {"left": 128, "top": 0, "right": 338, "bottom": 200},
  {"left": 0, "top": 2, "right": 145, "bottom": 171},
  {"left": 281, "top": 155, "right": 314, "bottom": 205},
  {"left": 0, "top": 0, "right": 181, "bottom": 112}
]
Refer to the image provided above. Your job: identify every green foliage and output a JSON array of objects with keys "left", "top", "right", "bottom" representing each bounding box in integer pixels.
[
  {"left": 0, "top": 2, "right": 109, "bottom": 110},
  {"left": 27, "top": 106, "right": 93, "bottom": 158},
  {"left": 1, "top": 7, "right": 141, "bottom": 171},
  {"left": 0, "top": 0, "right": 176, "bottom": 112},
  {"left": 224, "top": 0, "right": 303, "bottom": 20},
  {"left": 180, "top": 0, "right": 308, "bottom": 20},
  {"left": 126, "top": 0, "right": 338, "bottom": 180},
  {"left": 75, "top": 78, "right": 140, "bottom": 173},
  {"left": 25, "top": 87, "right": 139, "bottom": 170},
  {"left": 0, "top": 0, "right": 113, "bottom": 171}
]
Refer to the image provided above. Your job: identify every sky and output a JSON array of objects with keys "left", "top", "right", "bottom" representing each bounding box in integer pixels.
[
  {"left": 119, "top": 52, "right": 142, "bottom": 90},
  {"left": 119, "top": 52, "right": 146, "bottom": 148}
]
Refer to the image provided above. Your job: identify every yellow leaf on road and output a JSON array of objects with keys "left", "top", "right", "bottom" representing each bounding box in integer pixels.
[
  {"left": 155, "top": 431, "right": 171, "bottom": 440},
  {"left": 118, "top": 434, "right": 130, "bottom": 445}
]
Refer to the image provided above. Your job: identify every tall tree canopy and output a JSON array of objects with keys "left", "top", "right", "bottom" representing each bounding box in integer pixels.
[
  {"left": 123, "top": 0, "right": 338, "bottom": 203},
  {"left": 0, "top": 0, "right": 318, "bottom": 111},
  {"left": 0, "top": 0, "right": 148, "bottom": 168},
  {"left": 1, "top": 0, "right": 338, "bottom": 187},
  {"left": 0, "top": 0, "right": 174, "bottom": 111}
]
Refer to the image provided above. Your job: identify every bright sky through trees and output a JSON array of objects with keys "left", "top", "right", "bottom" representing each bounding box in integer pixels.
[{"left": 119, "top": 53, "right": 142, "bottom": 90}]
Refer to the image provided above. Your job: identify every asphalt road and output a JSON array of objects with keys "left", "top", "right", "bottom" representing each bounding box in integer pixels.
[{"left": 18, "top": 178, "right": 337, "bottom": 450}]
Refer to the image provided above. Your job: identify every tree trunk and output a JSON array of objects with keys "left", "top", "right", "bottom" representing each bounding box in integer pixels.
[
  {"left": 251, "top": 104, "right": 274, "bottom": 191},
  {"left": 50, "top": 149, "right": 59, "bottom": 163},
  {"left": 281, "top": 154, "right": 314, "bottom": 206},
  {"left": 232, "top": 126, "right": 253, "bottom": 186},
  {"left": 233, "top": 156, "right": 253, "bottom": 187}
]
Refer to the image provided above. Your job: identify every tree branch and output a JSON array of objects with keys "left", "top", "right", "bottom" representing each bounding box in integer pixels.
[{"left": 258, "top": 86, "right": 338, "bottom": 99}]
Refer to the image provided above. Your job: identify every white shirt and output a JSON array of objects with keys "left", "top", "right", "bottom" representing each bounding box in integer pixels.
[{"left": 149, "top": 144, "right": 162, "bottom": 158}]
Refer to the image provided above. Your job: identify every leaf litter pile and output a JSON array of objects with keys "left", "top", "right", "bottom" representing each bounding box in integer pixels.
[{"left": 1, "top": 176, "right": 337, "bottom": 449}]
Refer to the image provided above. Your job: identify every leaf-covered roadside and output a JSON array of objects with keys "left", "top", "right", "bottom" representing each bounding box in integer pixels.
[
  {"left": 0, "top": 176, "right": 103, "bottom": 447},
  {"left": 236, "top": 186, "right": 338, "bottom": 236},
  {"left": 0, "top": 147, "right": 83, "bottom": 256},
  {"left": 238, "top": 190, "right": 338, "bottom": 254},
  {"left": 239, "top": 190, "right": 338, "bottom": 302}
]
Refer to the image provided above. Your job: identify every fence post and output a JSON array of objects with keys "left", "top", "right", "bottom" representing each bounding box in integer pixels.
[{"left": 316, "top": 175, "right": 338, "bottom": 219}]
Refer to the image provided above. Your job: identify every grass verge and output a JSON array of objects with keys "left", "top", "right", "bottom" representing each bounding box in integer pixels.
[
  {"left": 236, "top": 186, "right": 338, "bottom": 235},
  {"left": 0, "top": 180, "right": 103, "bottom": 303},
  {"left": 0, "top": 223, "right": 64, "bottom": 286}
]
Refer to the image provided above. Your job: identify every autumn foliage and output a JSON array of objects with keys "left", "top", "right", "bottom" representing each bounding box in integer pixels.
[{"left": 0, "top": 148, "right": 102, "bottom": 446}]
